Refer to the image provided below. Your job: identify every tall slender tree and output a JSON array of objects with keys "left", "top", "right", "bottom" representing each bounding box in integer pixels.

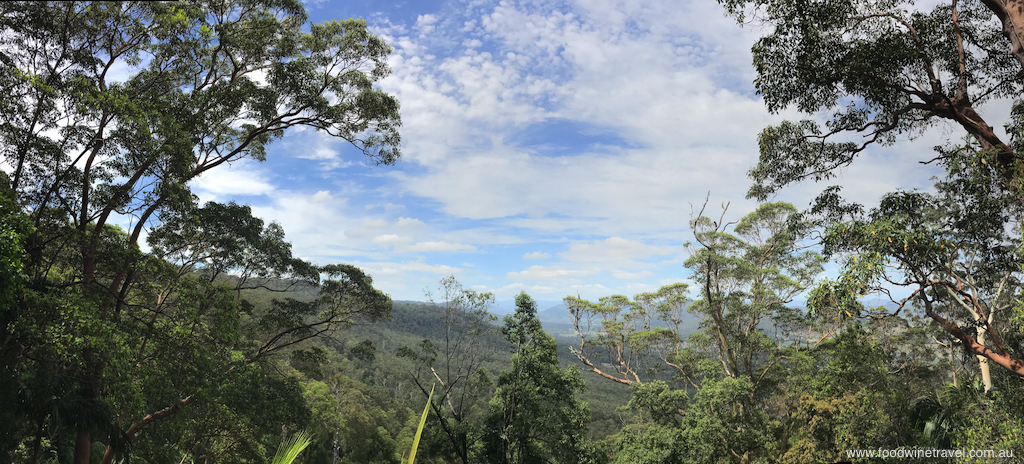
[{"left": 483, "top": 292, "right": 598, "bottom": 464}]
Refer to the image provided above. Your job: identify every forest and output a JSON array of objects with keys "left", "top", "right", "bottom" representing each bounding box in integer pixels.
[{"left": 2, "top": 0, "right": 1024, "bottom": 463}]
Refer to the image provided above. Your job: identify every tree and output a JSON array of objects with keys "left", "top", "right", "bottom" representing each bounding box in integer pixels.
[
  {"left": 774, "top": 325, "right": 923, "bottom": 464},
  {"left": 567, "top": 203, "right": 823, "bottom": 463},
  {"left": 719, "top": 0, "right": 1024, "bottom": 383},
  {"left": 567, "top": 202, "right": 822, "bottom": 389},
  {"left": 565, "top": 284, "right": 693, "bottom": 387},
  {"left": 399, "top": 276, "right": 498, "bottom": 464},
  {"left": 0, "top": 172, "right": 33, "bottom": 458},
  {"left": 717, "top": 0, "right": 1024, "bottom": 199},
  {"left": 482, "top": 292, "right": 599, "bottom": 464},
  {"left": 684, "top": 202, "right": 823, "bottom": 379},
  {"left": 807, "top": 150, "right": 1024, "bottom": 384},
  {"left": 0, "top": 1, "right": 401, "bottom": 462}
]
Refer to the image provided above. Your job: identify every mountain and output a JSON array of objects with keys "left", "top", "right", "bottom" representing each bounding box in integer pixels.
[
  {"left": 488, "top": 298, "right": 566, "bottom": 317},
  {"left": 538, "top": 303, "right": 572, "bottom": 324}
]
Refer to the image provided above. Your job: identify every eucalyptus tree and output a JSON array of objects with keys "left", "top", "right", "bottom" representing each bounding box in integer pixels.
[
  {"left": 399, "top": 276, "right": 498, "bottom": 464},
  {"left": 685, "top": 202, "right": 823, "bottom": 381},
  {"left": 719, "top": 0, "right": 1024, "bottom": 385},
  {"left": 566, "top": 202, "right": 822, "bottom": 390},
  {"left": 718, "top": 0, "right": 1024, "bottom": 199},
  {"left": 567, "top": 203, "right": 822, "bottom": 463},
  {"left": 807, "top": 143, "right": 1024, "bottom": 385},
  {"left": 0, "top": 1, "right": 401, "bottom": 463}
]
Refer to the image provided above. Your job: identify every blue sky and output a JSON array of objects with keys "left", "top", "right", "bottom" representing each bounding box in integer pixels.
[{"left": 186, "top": 0, "right": 996, "bottom": 303}]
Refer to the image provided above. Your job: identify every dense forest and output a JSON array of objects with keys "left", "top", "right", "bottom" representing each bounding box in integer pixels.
[{"left": 2, "top": 0, "right": 1024, "bottom": 463}]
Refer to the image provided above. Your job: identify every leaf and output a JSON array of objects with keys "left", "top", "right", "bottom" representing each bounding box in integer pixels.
[
  {"left": 271, "top": 431, "right": 311, "bottom": 464},
  {"left": 408, "top": 384, "right": 435, "bottom": 464}
]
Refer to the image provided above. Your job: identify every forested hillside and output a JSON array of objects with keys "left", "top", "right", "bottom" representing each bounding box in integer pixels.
[{"left": 3, "top": 1, "right": 1024, "bottom": 464}]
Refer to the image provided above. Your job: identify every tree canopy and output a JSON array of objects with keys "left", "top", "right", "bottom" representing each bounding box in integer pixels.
[
  {"left": 718, "top": 0, "right": 1024, "bottom": 199},
  {"left": 0, "top": 1, "right": 400, "bottom": 463}
]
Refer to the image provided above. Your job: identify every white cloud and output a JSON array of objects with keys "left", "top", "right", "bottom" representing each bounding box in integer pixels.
[
  {"left": 291, "top": 131, "right": 356, "bottom": 170},
  {"left": 377, "top": 0, "right": 949, "bottom": 245},
  {"left": 416, "top": 14, "right": 439, "bottom": 35},
  {"left": 192, "top": 160, "right": 275, "bottom": 200},
  {"left": 475, "top": 282, "right": 562, "bottom": 297},
  {"left": 364, "top": 202, "right": 407, "bottom": 211},
  {"left": 507, "top": 265, "right": 602, "bottom": 280},
  {"left": 358, "top": 217, "right": 390, "bottom": 229},
  {"left": 407, "top": 241, "right": 477, "bottom": 252},
  {"left": 373, "top": 234, "right": 409, "bottom": 245},
  {"left": 198, "top": 0, "right": 964, "bottom": 303},
  {"left": 396, "top": 216, "right": 425, "bottom": 227},
  {"left": 611, "top": 269, "right": 655, "bottom": 280},
  {"left": 358, "top": 260, "right": 462, "bottom": 275},
  {"left": 559, "top": 237, "right": 677, "bottom": 265}
]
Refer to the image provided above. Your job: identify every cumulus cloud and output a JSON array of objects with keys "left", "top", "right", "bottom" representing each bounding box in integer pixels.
[
  {"left": 376, "top": 0, "right": 949, "bottom": 242},
  {"left": 373, "top": 234, "right": 409, "bottom": 245},
  {"left": 291, "top": 131, "right": 355, "bottom": 170},
  {"left": 357, "top": 260, "right": 461, "bottom": 275},
  {"left": 212, "top": 0, "right": 960, "bottom": 301},
  {"left": 395, "top": 217, "right": 425, "bottom": 227},
  {"left": 474, "top": 282, "right": 563, "bottom": 297}
]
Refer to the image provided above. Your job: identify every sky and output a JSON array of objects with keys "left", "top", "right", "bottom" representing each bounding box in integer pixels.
[
  {"left": 186, "top": 0, "right": 994, "bottom": 304},
  {"left": 61, "top": 0, "right": 1019, "bottom": 304}
]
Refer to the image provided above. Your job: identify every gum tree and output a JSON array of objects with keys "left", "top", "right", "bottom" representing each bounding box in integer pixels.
[
  {"left": 0, "top": 1, "right": 400, "bottom": 462},
  {"left": 718, "top": 0, "right": 1024, "bottom": 198},
  {"left": 399, "top": 276, "right": 498, "bottom": 464},
  {"left": 719, "top": 0, "right": 1024, "bottom": 382},
  {"left": 566, "top": 202, "right": 822, "bottom": 390},
  {"left": 567, "top": 202, "right": 823, "bottom": 463}
]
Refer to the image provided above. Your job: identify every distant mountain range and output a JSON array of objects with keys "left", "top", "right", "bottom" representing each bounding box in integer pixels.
[
  {"left": 392, "top": 297, "right": 905, "bottom": 340},
  {"left": 488, "top": 299, "right": 574, "bottom": 324}
]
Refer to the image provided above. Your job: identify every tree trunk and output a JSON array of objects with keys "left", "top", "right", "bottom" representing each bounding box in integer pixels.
[
  {"left": 925, "top": 300, "right": 1024, "bottom": 379},
  {"left": 974, "top": 311, "right": 995, "bottom": 393},
  {"left": 74, "top": 427, "right": 91, "bottom": 464},
  {"left": 980, "top": 0, "right": 1024, "bottom": 71}
]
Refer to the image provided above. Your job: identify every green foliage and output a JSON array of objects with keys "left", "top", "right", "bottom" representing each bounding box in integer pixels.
[
  {"left": 483, "top": 292, "right": 602, "bottom": 464},
  {"left": 0, "top": 172, "right": 30, "bottom": 455},
  {"left": 408, "top": 384, "right": 435, "bottom": 464},
  {"left": 0, "top": 1, "right": 401, "bottom": 462},
  {"left": 712, "top": 1, "right": 1024, "bottom": 459},
  {"left": 272, "top": 431, "right": 312, "bottom": 464},
  {"left": 397, "top": 276, "right": 499, "bottom": 464},
  {"left": 720, "top": 0, "right": 1024, "bottom": 200},
  {"left": 804, "top": 143, "right": 1024, "bottom": 386}
]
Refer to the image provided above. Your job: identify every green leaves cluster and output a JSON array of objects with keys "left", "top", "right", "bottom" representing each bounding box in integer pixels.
[
  {"left": 482, "top": 293, "right": 603, "bottom": 464},
  {"left": 0, "top": 1, "right": 403, "bottom": 463}
]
